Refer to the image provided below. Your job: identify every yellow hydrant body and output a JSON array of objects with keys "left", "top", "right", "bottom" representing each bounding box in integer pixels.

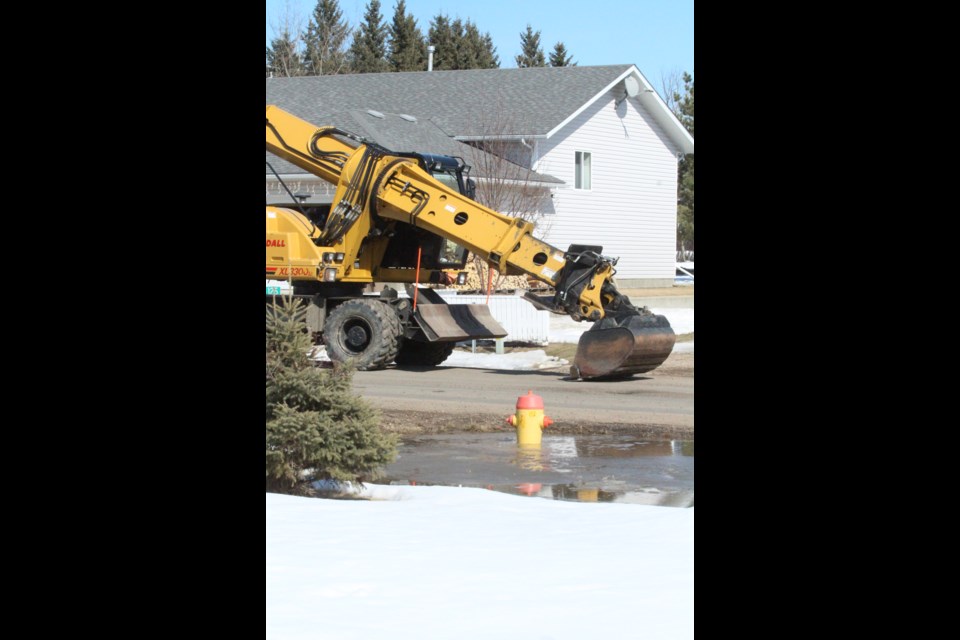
[{"left": 506, "top": 390, "right": 553, "bottom": 447}]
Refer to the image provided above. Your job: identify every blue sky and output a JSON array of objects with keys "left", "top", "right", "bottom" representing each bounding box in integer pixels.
[{"left": 266, "top": 0, "right": 693, "bottom": 88}]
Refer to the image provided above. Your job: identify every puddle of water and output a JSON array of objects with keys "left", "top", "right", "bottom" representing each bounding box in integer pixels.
[{"left": 382, "top": 433, "right": 694, "bottom": 507}]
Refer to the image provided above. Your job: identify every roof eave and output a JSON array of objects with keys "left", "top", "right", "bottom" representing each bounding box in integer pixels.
[
  {"left": 266, "top": 173, "right": 328, "bottom": 180},
  {"left": 454, "top": 134, "right": 548, "bottom": 142},
  {"left": 473, "top": 176, "right": 565, "bottom": 187}
]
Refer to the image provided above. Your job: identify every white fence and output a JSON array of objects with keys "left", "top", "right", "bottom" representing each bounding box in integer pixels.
[{"left": 429, "top": 290, "right": 551, "bottom": 344}]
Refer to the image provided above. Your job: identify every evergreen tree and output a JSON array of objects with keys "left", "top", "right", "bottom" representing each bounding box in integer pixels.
[
  {"left": 266, "top": 299, "right": 397, "bottom": 494},
  {"left": 672, "top": 72, "right": 694, "bottom": 259},
  {"left": 427, "top": 14, "right": 457, "bottom": 70},
  {"left": 349, "top": 0, "right": 390, "bottom": 73},
  {"left": 427, "top": 14, "right": 499, "bottom": 70},
  {"left": 548, "top": 41, "right": 575, "bottom": 67},
  {"left": 462, "top": 21, "right": 499, "bottom": 69},
  {"left": 387, "top": 0, "right": 425, "bottom": 72},
  {"left": 515, "top": 24, "right": 546, "bottom": 68},
  {"left": 451, "top": 19, "right": 475, "bottom": 69},
  {"left": 266, "top": 29, "right": 305, "bottom": 77},
  {"left": 304, "top": 0, "right": 351, "bottom": 75},
  {"left": 479, "top": 32, "right": 500, "bottom": 68}
]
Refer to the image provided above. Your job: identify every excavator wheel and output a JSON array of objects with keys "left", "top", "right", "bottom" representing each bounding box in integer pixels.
[
  {"left": 323, "top": 299, "right": 401, "bottom": 370},
  {"left": 571, "top": 311, "right": 676, "bottom": 380},
  {"left": 394, "top": 340, "right": 456, "bottom": 367}
]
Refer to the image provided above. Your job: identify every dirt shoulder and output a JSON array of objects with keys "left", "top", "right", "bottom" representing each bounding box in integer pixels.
[
  {"left": 378, "top": 409, "right": 693, "bottom": 440},
  {"left": 373, "top": 348, "right": 694, "bottom": 441}
]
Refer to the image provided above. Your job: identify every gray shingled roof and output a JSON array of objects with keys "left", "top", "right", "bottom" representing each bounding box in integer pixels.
[
  {"left": 265, "top": 107, "right": 561, "bottom": 184},
  {"left": 266, "top": 65, "right": 636, "bottom": 138}
]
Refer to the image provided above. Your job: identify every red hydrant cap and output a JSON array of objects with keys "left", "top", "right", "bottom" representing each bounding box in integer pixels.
[{"left": 516, "top": 390, "right": 544, "bottom": 410}]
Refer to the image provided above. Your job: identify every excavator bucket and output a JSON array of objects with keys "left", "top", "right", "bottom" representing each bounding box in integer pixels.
[
  {"left": 409, "top": 287, "right": 508, "bottom": 342},
  {"left": 571, "top": 312, "right": 676, "bottom": 380}
]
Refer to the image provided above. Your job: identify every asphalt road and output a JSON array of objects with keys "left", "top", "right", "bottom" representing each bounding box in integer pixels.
[{"left": 352, "top": 352, "right": 694, "bottom": 438}]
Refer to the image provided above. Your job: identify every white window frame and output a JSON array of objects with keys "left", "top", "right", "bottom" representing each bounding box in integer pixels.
[{"left": 575, "top": 150, "right": 592, "bottom": 190}]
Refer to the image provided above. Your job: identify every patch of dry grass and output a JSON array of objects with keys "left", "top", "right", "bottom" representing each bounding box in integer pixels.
[{"left": 544, "top": 343, "right": 579, "bottom": 360}]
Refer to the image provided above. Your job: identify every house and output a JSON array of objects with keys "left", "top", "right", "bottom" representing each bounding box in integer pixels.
[{"left": 266, "top": 64, "right": 694, "bottom": 288}]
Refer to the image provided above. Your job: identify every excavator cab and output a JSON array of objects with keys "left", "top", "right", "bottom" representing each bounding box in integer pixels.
[
  {"left": 380, "top": 224, "right": 469, "bottom": 273},
  {"left": 379, "top": 152, "right": 472, "bottom": 273},
  {"left": 412, "top": 152, "right": 475, "bottom": 199}
]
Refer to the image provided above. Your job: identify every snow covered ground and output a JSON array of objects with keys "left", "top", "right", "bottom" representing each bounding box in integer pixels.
[
  {"left": 267, "top": 486, "right": 694, "bottom": 640},
  {"left": 269, "top": 305, "right": 695, "bottom": 638}
]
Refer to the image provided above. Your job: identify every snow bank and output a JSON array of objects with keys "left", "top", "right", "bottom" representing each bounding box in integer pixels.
[{"left": 266, "top": 487, "right": 694, "bottom": 639}]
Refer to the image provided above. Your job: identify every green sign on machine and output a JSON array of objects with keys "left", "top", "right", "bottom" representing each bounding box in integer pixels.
[{"left": 266, "top": 286, "right": 282, "bottom": 295}]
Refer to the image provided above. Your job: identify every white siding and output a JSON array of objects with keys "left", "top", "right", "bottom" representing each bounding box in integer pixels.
[{"left": 535, "top": 93, "right": 680, "bottom": 281}]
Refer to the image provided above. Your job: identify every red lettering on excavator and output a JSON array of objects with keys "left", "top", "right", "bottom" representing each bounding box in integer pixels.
[
  {"left": 270, "top": 267, "right": 315, "bottom": 277},
  {"left": 266, "top": 239, "right": 286, "bottom": 247}
]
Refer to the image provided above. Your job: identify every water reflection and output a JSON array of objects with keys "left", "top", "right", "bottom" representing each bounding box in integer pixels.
[
  {"left": 383, "top": 432, "right": 694, "bottom": 508},
  {"left": 512, "top": 446, "right": 548, "bottom": 471},
  {"left": 489, "top": 482, "right": 694, "bottom": 506},
  {"left": 576, "top": 439, "right": 694, "bottom": 458}
]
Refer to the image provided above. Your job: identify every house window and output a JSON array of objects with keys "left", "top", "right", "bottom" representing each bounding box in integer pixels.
[{"left": 575, "top": 151, "right": 592, "bottom": 190}]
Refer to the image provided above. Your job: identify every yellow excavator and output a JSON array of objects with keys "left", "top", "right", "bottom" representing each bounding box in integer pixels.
[{"left": 266, "top": 105, "right": 675, "bottom": 380}]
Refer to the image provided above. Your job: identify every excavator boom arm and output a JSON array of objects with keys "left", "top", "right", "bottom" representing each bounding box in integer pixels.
[
  {"left": 266, "top": 105, "right": 613, "bottom": 320},
  {"left": 265, "top": 105, "right": 675, "bottom": 378}
]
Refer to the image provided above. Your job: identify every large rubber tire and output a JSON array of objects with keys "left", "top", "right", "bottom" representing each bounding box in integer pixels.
[
  {"left": 322, "top": 299, "right": 400, "bottom": 370},
  {"left": 394, "top": 340, "right": 456, "bottom": 367}
]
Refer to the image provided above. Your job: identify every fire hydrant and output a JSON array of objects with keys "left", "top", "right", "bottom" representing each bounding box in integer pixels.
[{"left": 506, "top": 390, "right": 553, "bottom": 447}]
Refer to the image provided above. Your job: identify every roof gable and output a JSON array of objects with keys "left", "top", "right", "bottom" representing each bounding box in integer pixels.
[{"left": 545, "top": 66, "right": 694, "bottom": 154}]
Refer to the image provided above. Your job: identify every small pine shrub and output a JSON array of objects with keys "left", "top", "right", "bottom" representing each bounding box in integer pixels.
[{"left": 266, "top": 298, "right": 397, "bottom": 494}]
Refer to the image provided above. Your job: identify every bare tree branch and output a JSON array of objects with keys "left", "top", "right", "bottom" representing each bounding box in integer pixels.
[
  {"left": 659, "top": 67, "right": 683, "bottom": 116},
  {"left": 266, "top": 1, "right": 307, "bottom": 77},
  {"left": 458, "top": 99, "right": 554, "bottom": 293}
]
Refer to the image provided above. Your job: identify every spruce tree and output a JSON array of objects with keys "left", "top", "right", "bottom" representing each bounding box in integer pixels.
[
  {"left": 266, "top": 299, "right": 397, "bottom": 495},
  {"left": 304, "top": 0, "right": 351, "bottom": 75},
  {"left": 672, "top": 72, "right": 694, "bottom": 259},
  {"left": 349, "top": 0, "right": 390, "bottom": 73},
  {"left": 515, "top": 25, "right": 546, "bottom": 68},
  {"left": 450, "top": 19, "right": 474, "bottom": 69},
  {"left": 387, "top": 0, "right": 425, "bottom": 71},
  {"left": 549, "top": 41, "right": 575, "bottom": 67},
  {"left": 478, "top": 32, "right": 500, "bottom": 68},
  {"left": 427, "top": 14, "right": 499, "bottom": 70},
  {"left": 675, "top": 72, "right": 694, "bottom": 136},
  {"left": 427, "top": 14, "right": 457, "bottom": 70},
  {"left": 462, "top": 21, "right": 499, "bottom": 69}
]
